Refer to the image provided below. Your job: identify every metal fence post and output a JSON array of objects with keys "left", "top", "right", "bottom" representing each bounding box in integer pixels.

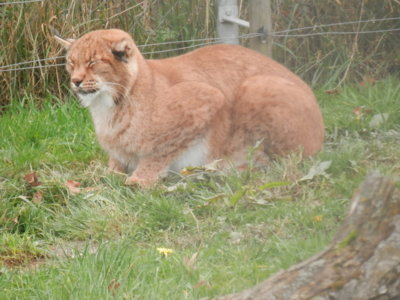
[{"left": 217, "top": 0, "right": 249, "bottom": 45}]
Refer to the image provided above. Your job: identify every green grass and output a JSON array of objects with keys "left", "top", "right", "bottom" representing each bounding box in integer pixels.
[{"left": 0, "top": 78, "right": 399, "bottom": 299}]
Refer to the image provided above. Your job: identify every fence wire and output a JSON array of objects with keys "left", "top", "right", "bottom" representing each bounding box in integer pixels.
[
  {"left": 0, "top": 17, "right": 399, "bottom": 72},
  {"left": 272, "top": 27, "right": 400, "bottom": 37},
  {"left": 0, "top": 0, "right": 43, "bottom": 5},
  {"left": 273, "top": 16, "right": 400, "bottom": 35}
]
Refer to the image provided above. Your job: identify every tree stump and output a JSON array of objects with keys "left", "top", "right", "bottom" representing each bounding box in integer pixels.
[{"left": 217, "top": 173, "right": 400, "bottom": 300}]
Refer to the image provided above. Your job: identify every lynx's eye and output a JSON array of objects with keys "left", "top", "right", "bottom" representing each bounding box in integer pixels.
[
  {"left": 112, "top": 50, "right": 128, "bottom": 63},
  {"left": 88, "top": 60, "right": 99, "bottom": 67},
  {"left": 66, "top": 59, "right": 74, "bottom": 71}
]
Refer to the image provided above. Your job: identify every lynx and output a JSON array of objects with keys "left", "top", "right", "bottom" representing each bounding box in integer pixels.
[{"left": 55, "top": 29, "right": 324, "bottom": 187}]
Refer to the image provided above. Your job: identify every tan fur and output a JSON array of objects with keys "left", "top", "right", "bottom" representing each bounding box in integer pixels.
[{"left": 55, "top": 29, "right": 324, "bottom": 187}]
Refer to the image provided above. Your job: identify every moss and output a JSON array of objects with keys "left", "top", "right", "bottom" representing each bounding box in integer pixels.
[{"left": 336, "top": 230, "right": 359, "bottom": 250}]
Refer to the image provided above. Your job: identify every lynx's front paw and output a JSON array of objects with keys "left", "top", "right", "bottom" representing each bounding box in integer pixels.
[{"left": 125, "top": 175, "right": 156, "bottom": 188}]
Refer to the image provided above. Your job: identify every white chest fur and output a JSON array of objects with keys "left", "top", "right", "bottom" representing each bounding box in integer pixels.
[
  {"left": 170, "top": 138, "right": 209, "bottom": 172},
  {"left": 84, "top": 92, "right": 115, "bottom": 134}
]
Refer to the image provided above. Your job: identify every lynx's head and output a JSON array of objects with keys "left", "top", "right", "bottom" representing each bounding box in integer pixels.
[{"left": 55, "top": 29, "right": 139, "bottom": 107}]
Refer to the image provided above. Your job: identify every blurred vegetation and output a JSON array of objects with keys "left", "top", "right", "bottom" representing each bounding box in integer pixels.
[
  {"left": 263, "top": 0, "right": 400, "bottom": 85},
  {"left": 0, "top": 0, "right": 399, "bottom": 109}
]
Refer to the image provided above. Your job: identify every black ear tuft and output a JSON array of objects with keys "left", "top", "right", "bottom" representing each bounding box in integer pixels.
[{"left": 112, "top": 50, "right": 128, "bottom": 63}]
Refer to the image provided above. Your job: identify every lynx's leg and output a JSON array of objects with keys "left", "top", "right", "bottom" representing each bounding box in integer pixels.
[
  {"left": 125, "top": 153, "right": 178, "bottom": 187},
  {"left": 126, "top": 81, "right": 226, "bottom": 188},
  {"left": 229, "top": 75, "right": 324, "bottom": 162},
  {"left": 108, "top": 157, "right": 125, "bottom": 173}
]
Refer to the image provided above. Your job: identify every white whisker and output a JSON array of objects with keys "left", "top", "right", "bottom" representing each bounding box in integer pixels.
[
  {"left": 100, "top": 81, "right": 131, "bottom": 103},
  {"left": 102, "top": 81, "right": 130, "bottom": 93}
]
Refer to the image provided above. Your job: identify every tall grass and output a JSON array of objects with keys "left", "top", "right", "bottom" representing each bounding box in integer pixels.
[
  {"left": 0, "top": 0, "right": 399, "bottom": 108},
  {"left": 240, "top": 0, "right": 400, "bottom": 85},
  {"left": 0, "top": 0, "right": 215, "bottom": 109}
]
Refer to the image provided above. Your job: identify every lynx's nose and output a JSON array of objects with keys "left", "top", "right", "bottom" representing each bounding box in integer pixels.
[{"left": 72, "top": 78, "right": 83, "bottom": 87}]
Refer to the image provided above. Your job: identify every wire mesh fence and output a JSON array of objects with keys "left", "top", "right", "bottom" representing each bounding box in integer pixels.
[{"left": 0, "top": 0, "right": 399, "bottom": 108}]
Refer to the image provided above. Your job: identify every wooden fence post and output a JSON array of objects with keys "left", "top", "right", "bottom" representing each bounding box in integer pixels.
[{"left": 248, "top": 0, "right": 273, "bottom": 57}]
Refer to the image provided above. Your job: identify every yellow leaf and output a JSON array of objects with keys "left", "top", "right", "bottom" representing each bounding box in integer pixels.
[
  {"left": 157, "top": 247, "right": 173, "bottom": 257},
  {"left": 313, "top": 215, "right": 323, "bottom": 222}
]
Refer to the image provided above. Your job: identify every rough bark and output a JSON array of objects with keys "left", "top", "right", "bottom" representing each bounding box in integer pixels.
[{"left": 217, "top": 173, "right": 400, "bottom": 300}]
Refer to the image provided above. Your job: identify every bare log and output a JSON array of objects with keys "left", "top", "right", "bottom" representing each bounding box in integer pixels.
[{"left": 217, "top": 173, "right": 400, "bottom": 300}]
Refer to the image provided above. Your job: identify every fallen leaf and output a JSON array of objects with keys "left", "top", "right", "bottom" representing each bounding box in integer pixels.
[
  {"left": 254, "top": 199, "right": 269, "bottom": 205},
  {"left": 193, "top": 280, "right": 211, "bottom": 289},
  {"left": 65, "top": 180, "right": 81, "bottom": 194},
  {"left": 313, "top": 215, "right": 323, "bottom": 222},
  {"left": 32, "top": 191, "right": 43, "bottom": 204},
  {"left": 352, "top": 106, "right": 362, "bottom": 120},
  {"left": 359, "top": 76, "right": 376, "bottom": 86},
  {"left": 300, "top": 161, "right": 332, "bottom": 181},
  {"left": 183, "top": 252, "right": 198, "bottom": 271},
  {"left": 229, "top": 231, "right": 244, "bottom": 244},
  {"left": 325, "top": 89, "right": 339, "bottom": 95},
  {"left": 203, "top": 159, "right": 222, "bottom": 172},
  {"left": 180, "top": 160, "right": 222, "bottom": 176},
  {"left": 18, "top": 195, "right": 30, "bottom": 202},
  {"left": 23, "top": 172, "right": 41, "bottom": 187},
  {"left": 180, "top": 167, "right": 197, "bottom": 176},
  {"left": 107, "top": 279, "right": 120, "bottom": 292},
  {"left": 82, "top": 186, "right": 99, "bottom": 193},
  {"left": 364, "top": 108, "right": 373, "bottom": 114},
  {"left": 281, "top": 10, "right": 290, "bottom": 16},
  {"left": 165, "top": 182, "right": 187, "bottom": 192},
  {"left": 204, "top": 193, "right": 225, "bottom": 206},
  {"left": 352, "top": 106, "right": 373, "bottom": 120}
]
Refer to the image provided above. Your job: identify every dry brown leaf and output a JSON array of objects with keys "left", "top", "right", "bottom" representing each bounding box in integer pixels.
[
  {"left": 32, "top": 190, "right": 43, "bottom": 204},
  {"left": 281, "top": 10, "right": 290, "bottom": 16},
  {"left": 180, "top": 167, "right": 197, "bottom": 176},
  {"left": 183, "top": 252, "right": 198, "bottom": 271},
  {"left": 65, "top": 180, "right": 81, "bottom": 194},
  {"left": 23, "top": 172, "right": 41, "bottom": 187},
  {"left": 107, "top": 279, "right": 121, "bottom": 292},
  {"left": 193, "top": 280, "right": 211, "bottom": 289},
  {"left": 325, "top": 89, "right": 339, "bottom": 95},
  {"left": 359, "top": 76, "right": 376, "bottom": 87},
  {"left": 82, "top": 186, "right": 99, "bottom": 193},
  {"left": 352, "top": 106, "right": 373, "bottom": 120},
  {"left": 353, "top": 106, "right": 363, "bottom": 120}
]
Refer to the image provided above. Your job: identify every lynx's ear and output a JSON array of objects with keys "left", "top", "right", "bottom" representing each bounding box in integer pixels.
[
  {"left": 111, "top": 39, "right": 133, "bottom": 63},
  {"left": 54, "top": 34, "right": 75, "bottom": 50}
]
